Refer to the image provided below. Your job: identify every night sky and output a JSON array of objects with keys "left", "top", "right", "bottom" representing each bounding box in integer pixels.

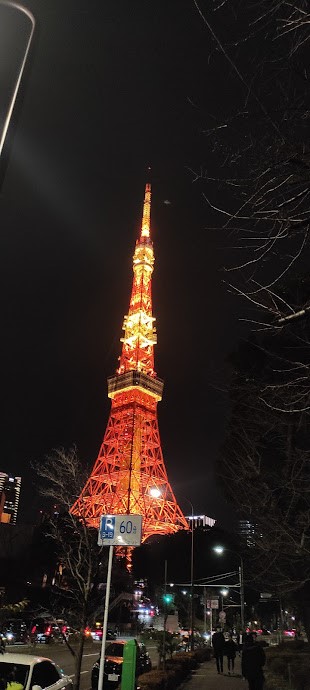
[{"left": 0, "top": 1, "right": 246, "bottom": 525}]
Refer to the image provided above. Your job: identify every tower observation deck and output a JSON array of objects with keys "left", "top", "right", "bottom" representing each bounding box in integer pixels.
[{"left": 71, "top": 183, "right": 188, "bottom": 542}]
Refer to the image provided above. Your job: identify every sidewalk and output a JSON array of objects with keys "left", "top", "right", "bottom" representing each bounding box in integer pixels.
[{"left": 182, "top": 655, "right": 245, "bottom": 690}]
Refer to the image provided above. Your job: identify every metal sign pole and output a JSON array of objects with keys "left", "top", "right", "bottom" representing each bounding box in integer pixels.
[
  {"left": 98, "top": 544, "right": 114, "bottom": 690},
  {"left": 97, "top": 514, "right": 142, "bottom": 690}
]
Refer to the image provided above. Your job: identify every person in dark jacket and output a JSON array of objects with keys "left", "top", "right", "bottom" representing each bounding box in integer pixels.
[
  {"left": 212, "top": 628, "right": 225, "bottom": 674},
  {"left": 241, "top": 633, "right": 266, "bottom": 690},
  {"left": 225, "top": 634, "right": 237, "bottom": 674}
]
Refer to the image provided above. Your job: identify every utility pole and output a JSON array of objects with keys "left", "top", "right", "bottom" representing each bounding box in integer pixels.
[
  {"left": 239, "top": 561, "right": 245, "bottom": 630},
  {"left": 203, "top": 586, "right": 206, "bottom": 635},
  {"left": 190, "top": 509, "right": 194, "bottom": 650},
  {"left": 162, "top": 560, "right": 167, "bottom": 670}
]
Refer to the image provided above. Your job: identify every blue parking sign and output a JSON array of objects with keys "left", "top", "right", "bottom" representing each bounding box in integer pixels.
[{"left": 99, "top": 516, "right": 115, "bottom": 542}]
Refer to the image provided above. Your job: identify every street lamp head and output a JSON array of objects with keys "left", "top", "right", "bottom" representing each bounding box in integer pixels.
[
  {"left": 214, "top": 545, "right": 224, "bottom": 555},
  {"left": 220, "top": 589, "right": 229, "bottom": 597},
  {"left": 149, "top": 487, "right": 161, "bottom": 498}
]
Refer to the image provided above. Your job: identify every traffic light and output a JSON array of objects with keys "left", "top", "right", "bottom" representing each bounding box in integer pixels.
[{"left": 163, "top": 593, "right": 173, "bottom": 604}]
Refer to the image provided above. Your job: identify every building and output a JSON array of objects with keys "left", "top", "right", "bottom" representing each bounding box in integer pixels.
[
  {"left": 0, "top": 473, "right": 21, "bottom": 524},
  {"left": 186, "top": 514, "right": 216, "bottom": 529}
]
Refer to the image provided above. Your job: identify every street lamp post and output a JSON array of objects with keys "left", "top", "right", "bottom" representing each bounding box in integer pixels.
[
  {"left": 214, "top": 546, "right": 245, "bottom": 630},
  {"left": 189, "top": 504, "right": 194, "bottom": 651},
  {"left": 150, "top": 489, "right": 195, "bottom": 649},
  {"left": 220, "top": 588, "right": 229, "bottom": 611},
  {"left": 162, "top": 559, "right": 167, "bottom": 670},
  {"left": 239, "top": 560, "right": 245, "bottom": 631},
  {"left": 180, "top": 497, "right": 194, "bottom": 651}
]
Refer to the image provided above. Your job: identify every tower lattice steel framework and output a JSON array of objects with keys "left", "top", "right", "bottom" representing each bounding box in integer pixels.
[{"left": 71, "top": 183, "right": 188, "bottom": 541}]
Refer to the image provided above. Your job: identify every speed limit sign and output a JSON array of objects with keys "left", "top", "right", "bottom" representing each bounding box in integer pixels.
[{"left": 98, "top": 514, "right": 142, "bottom": 546}]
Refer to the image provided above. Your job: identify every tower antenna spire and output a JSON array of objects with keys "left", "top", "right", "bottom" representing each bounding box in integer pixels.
[{"left": 141, "top": 181, "right": 151, "bottom": 239}]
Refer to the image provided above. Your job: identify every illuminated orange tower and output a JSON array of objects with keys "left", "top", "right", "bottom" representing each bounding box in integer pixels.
[{"left": 72, "top": 183, "right": 188, "bottom": 541}]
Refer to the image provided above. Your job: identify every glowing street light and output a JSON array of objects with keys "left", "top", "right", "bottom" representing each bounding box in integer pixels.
[
  {"left": 220, "top": 588, "right": 229, "bottom": 612},
  {"left": 213, "top": 545, "right": 245, "bottom": 629}
]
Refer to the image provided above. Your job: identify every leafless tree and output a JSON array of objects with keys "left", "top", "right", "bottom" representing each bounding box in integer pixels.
[
  {"left": 191, "top": 0, "right": 310, "bottom": 632},
  {"left": 34, "top": 447, "right": 106, "bottom": 690},
  {"left": 190, "top": 0, "right": 310, "bottom": 329}
]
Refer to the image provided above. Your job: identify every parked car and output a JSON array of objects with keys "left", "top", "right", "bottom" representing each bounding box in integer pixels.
[
  {"left": 30, "top": 621, "right": 62, "bottom": 644},
  {"left": 0, "top": 653, "right": 72, "bottom": 690},
  {"left": 1, "top": 620, "right": 30, "bottom": 645},
  {"left": 91, "top": 640, "right": 152, "bottom": 690},
  {"left": 90, "top": 628, "right": 117, "bottom": 642}
]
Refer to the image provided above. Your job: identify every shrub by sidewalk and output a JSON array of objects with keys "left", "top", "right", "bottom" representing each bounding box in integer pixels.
[
  {"left": 265, "top": 641, "right": 310, "bottom": 690},
  {"left": 138, "top": 648, "right": 211, "bottom": 690}
]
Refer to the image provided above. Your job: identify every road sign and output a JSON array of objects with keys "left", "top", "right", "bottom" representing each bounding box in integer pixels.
[
  {"left": 98, "top": 514, "right": 142, "bottom": 546},
  {"left": 209, "top": 599, "right": 219, "bottom": 609},
  {"left": 219, "top": 611, "right": 226, "bottom": 621}
]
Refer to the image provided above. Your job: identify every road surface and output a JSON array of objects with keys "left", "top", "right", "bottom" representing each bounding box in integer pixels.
[{"left": 5, "top": 640, "right": 159, "bottom": 690}]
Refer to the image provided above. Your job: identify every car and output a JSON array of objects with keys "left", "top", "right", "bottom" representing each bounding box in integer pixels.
[
  {"left": 30, "top": 622, "right": 62, "bottom": 645},
  {"left": 0, "top": 653, "right": 72, "bottom": 690},
  {"left": 1, "top": 621, "right": 30, "bottom": 645},
  {"left": 91, "top": 640, "right": 152, "bottom": 690},
  {"left": 90, "top": 628, "right": 117, "bottom": 642}
]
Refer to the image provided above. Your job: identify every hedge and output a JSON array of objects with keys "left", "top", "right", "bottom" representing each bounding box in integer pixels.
[
  {"left": 138, "top": 647, "right": 212, "bottom": 690},
  {"left": 265, "top": 643, "right": 310, "bottom": 690}
]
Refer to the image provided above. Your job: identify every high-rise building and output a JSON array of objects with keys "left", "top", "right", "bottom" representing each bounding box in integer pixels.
[
  {"left": 0, "top": 473, "right": 21, "bottom": 524},
  {"left": 71, "top": 183, "right": 188, "bottom": 541}
]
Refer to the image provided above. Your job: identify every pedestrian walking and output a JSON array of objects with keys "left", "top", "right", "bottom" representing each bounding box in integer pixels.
[
  {"left": 212, "top": 627, "right": 225, "bottom": 674},
  {"left": 225, "top": 634, "right": 237, "bottom": 674},
  {"left": 242, "top": 633, "right": 266, "bottom": 690}
]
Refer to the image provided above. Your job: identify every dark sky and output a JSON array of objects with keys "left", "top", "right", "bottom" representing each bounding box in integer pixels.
[{"left": 0, "top": 1, "right": 245, "bottom": 525}]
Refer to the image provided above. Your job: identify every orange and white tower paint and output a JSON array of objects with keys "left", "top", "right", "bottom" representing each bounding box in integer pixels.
[{"left": 71, "top": 183, "right": 188, "bottom": 542}]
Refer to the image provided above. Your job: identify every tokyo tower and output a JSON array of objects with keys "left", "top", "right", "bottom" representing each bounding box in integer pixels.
[{"left": 71, "top": 183, "right": 188, "bottom": 541}]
